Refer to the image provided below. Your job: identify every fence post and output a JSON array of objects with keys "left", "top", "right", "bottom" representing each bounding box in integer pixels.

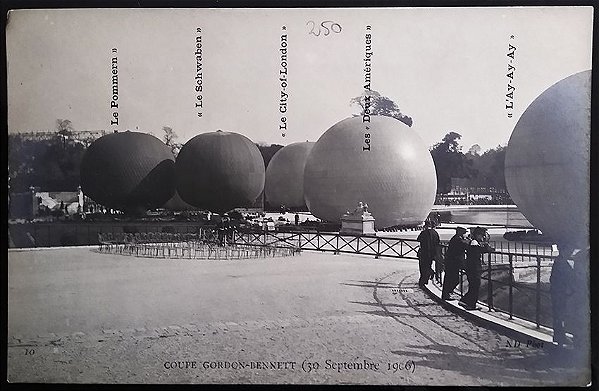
[
  {"left": 375, "top": 238, "right": 380, "bottom": 259},
  {"left": 536, "top": 255, "right": 541, "bottom": 328},
  {"left": 508, "top": 253, "right": 513, "bottom": 319},
  {"left": 487, "top": 251, "right": 493, "bottom": 311},
  {"left": 34, "top": 224, "right": 38, "bottom": 247}
]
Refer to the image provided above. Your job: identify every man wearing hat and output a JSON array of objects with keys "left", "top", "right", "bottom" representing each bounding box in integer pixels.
[
  {"left": 459, "top": 226, "right": 494, "bottom": 310},
  {"left": 417, "top": 220, "right": 440, "bottom": 287},
  {"left": 549, "top": 243, "right": 574, "bottom": 345},
  {"left": 441, "top": 226, "right": 469, "bottom": 300}
]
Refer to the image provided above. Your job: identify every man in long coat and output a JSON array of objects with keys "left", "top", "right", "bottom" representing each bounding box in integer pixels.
[
  {"left": 459, "top": 227, "right": 493, "bottom": 310},
  {"left": 441, "top": 227, "right": 469, "bottom": 300},
  {"left": 417, "top": 221, "right": 440, "bottom": 287}
]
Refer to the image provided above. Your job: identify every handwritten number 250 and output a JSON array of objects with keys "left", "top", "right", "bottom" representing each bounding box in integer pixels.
[{"left": 307, "top": 21, "right": 342, "bottom": 37}]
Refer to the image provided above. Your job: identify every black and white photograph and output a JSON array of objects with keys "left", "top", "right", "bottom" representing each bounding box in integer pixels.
[{"left": 5, "top": 6, "right": 593, "bottom": 385}]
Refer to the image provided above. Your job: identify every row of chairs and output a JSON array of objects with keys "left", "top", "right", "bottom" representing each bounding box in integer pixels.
[
  {"left": 97, "top": 231, "right": 226, "bottom": 244},
  {"left": 97, "top": 239, "right": 300, "bottom": 260}
]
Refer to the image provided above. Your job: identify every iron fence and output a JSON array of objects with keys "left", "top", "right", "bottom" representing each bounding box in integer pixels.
[
  {"left": 434, "top": 249, "right": 554, "bottom": 329},
  {"left": 487, "top": 240, "right": 553, "bottom": 257},
  {"left": 9, "top": 222, "right": 218, "bottom": 248},
  {"left": 10, "top": 223, "right": 555, "bottom": 330},
  {"left": 232, "top": 230, "right": 420, "bottom": 259},
  {"left": 234, "top": 230, "right": 555, "bottom": 329}
]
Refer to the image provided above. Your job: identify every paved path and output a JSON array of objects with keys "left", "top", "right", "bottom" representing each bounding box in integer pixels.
[{"left": 7, "top": 248, "right": 588, "bottom": 385}]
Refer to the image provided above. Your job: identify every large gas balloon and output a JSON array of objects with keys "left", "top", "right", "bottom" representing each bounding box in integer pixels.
[
  {"left": 176, "top": 131, "right": 265, "bottom": 213},
  {"left": 505, "top": 70, "right": 591, "bottom": 247},
  {"left": 80, "top": 131, "right": 176, "bottom": 212},
  {"left": 304, "top": 116, "right": 437, "bottom": 228},
  {"left": 265, "top": 142, "right": 315, "bottom": 210}
]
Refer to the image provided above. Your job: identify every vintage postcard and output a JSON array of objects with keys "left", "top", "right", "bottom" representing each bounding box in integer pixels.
[{"left": 6, "top": 7, "right": 593, "bottom": 385}]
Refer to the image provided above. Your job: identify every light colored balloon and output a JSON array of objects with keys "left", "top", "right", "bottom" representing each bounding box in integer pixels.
[
  {"left": 505, "top": 70, "right": 591, "bottom": 247},
  {"left": 265, "top": 142, "right": 314, "bottom": 209},
  {"left": 304, "top": 116, "right": 437, "bottom": 228}
]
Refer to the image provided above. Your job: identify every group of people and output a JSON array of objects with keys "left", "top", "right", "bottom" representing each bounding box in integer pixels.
[
  {"left": 216, "top": 216, "right": 235, "bottom": 246},
  {"left": 417, "top": 222, "right": 493, "bottom": 310},
  {"left": 418, "top": 222, "right": 589, "bottom": 346}
]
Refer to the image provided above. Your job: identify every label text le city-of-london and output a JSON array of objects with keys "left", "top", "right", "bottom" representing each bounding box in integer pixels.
[{"left": 279, "top": 27, "right": 289, "bottom": 137}]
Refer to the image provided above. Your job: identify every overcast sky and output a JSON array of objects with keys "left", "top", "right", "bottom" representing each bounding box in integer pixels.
[{"left": 6, "top": 7, "right": 593, "bottom": 151}]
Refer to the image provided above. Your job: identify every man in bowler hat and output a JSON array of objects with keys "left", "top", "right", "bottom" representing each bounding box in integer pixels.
[
  {"left": 442, "top": 226, "right": 469, "bottom": 300},
  {"left": 459, "top": 227, "right": 494, "bottom": 310},
  {"left": 417, "top": 220, "right": 440, "bottom": 287}
]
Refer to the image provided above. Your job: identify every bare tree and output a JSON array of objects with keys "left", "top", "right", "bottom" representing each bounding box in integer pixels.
[
  {"left": 162, "top": 126, "right": 181, "bottom": 156},
  {"left": 56, "top": 119, "right": 74, "bottom": 148}
]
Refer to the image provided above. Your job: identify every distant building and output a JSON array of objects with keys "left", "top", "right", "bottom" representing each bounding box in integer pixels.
[
  {"left": 9, "top": 187, "right": 86, "bottom": 220},
  {"left": 10, "top": 130, "right": 107, "bottom": 145}
]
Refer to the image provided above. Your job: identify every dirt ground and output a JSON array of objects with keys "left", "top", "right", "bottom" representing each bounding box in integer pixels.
[{"left": 7, "top": 248, "right": 590, "bottom": 385}]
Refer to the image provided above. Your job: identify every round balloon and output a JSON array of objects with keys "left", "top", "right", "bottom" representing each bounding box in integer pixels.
[
  {"left": 176, "top": 130, "right": 265, "bottom": 213},
  {"left": 265, "top": 142, "right": 315, "bottom": 210},
  {"left": 304, "top": 116, "right": 437, "bottom": 228},
  {"left": 80, "top": 131, "right": 176, "bottom": 212},
  {"left": 505, "top": 70, "right": 591, "bottom": 247}
]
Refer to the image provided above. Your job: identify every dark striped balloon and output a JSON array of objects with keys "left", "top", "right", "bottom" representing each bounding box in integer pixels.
[
  {"left": 162, "top": 191, "right": 198, "bottom": 211},
  {"left": 176, "top": 131, "right": 265, "bottom": 213},
  {"left": 80, "top": 131, "right": 176, "bottom": 212}
]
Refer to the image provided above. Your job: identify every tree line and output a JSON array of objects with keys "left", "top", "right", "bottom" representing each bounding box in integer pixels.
[
  {"left": 351, "top": 90, "right": 507, "bottom": 195},
  {"left": 8, "top": 93, "right": 507, "bottom": 196},
  {"left": 430, "top": 132, "right": 507, "bottom": 194},
  {"left": 7, "top": 122, "right": 285, "bottom": 193}
]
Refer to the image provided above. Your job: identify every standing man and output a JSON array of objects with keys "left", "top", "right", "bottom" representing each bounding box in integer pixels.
[
  {"left": 417, "top": 221, "right": 440, "bottom": 288},
  {"left": 550, "top": 243, "right": 574, "bottom": 345},
  {"left": 459, "top": 227, "right": 493, "bottom": 310},
  {"left": 442, "top": 227, "right": 469, "bottom": 300},
  {"left": 570, "top": 246, "right": 590, "bottom": 348}
]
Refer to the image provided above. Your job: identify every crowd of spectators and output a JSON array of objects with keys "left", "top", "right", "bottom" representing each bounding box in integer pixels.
[{"left": 435, "top": 194, "right": 513, "bottom": 206}]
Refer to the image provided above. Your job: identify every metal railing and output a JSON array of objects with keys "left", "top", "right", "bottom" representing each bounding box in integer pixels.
[
  {"left": 487, "top": 240, "right": 554, "bottom": 257},
  {"left": 10, "top": 222, "right": 218, "bottom": 248},
  {"left": 434, "top": 249, "right": 554, "bottom": 329},
  {"left": 13, "top": 222, "right": 554, "bottom": 330},
  {"left": 235, "top": 230, "right": 554, "bottom": 329},
  {"left": 232, "top": 230, "right": 420, "bottom": 260}
]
